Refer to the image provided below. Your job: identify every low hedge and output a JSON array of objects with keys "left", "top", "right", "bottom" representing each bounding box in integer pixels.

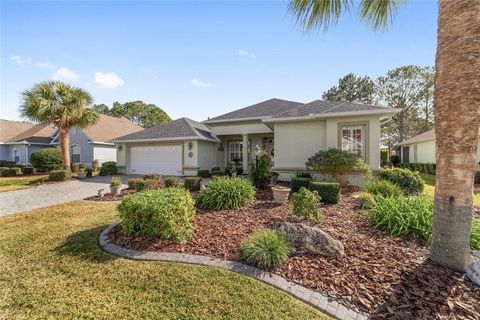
[
  {"left": 398, "top": 162, "right": 436, "bottom": 175},
  {"left": 184, "top": 176, "right": 201, "bottom": 191},
  {"left": 99, "top": 161, "right": 117, "bottom": 176},
  {"left": 0, "top": 167, "right": 17, "bottom": 177},
  {"left": 48, "top": 170, "right": 72, "bottom": 181},
  {"left": 11, "top": 167, "right": 22, "bottom": 175},
  {"left": 21, "top": 167, "right": 36, "bottom": 175},
  {"left": 197, "top": 169, "right": 210, "bottom": 178},
  {"left": 135, "top": 179, "right": 161, "bottom": 192},
  {"left": 377, "top": 168, "right": 424, "bottom": 196},
  {"left": 118, "top": 188, "right": 196, "bottom": 243},
  {"left": 0, "top": 160, "right": 16, "bottom": 167},
  {"left": 128, "top": 178, "right": 143, "bottom": 190},
  {"left": 291, "top": 177, "right": 312, "bottom": 193},
  {"left": 143, "top": 173, "right": 161, "bottom": 181},
  {"left": 308, "top": 181, "right": 341, "bottom": 204},
  {"left": 165, "top": 177, "right": 182, "bottom": 188}
]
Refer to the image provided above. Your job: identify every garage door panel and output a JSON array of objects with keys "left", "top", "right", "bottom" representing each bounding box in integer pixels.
[{"left": 130, "top": 145, "right": 182, "bottom": 175}]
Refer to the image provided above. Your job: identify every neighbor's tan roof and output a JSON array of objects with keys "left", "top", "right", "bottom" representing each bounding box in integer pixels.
[
  {"left": 398, "top": 128, "right": 436, "bottom": 146},
  {"left": 9, "top": 123, "right": 56, "bottom": 144},
  {"left": 0, "top": 119, "right": 36, "bottom": 142},
  {"left": 82, "top": 114, "right": 143, "bottom": 142}
]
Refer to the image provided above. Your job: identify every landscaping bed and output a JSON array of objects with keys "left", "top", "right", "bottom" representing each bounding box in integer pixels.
[
  {"left": 84, "top": 188, "right": 136, "bottom": 201},
  {"left": 108, "top": 188, "right": 480, "bottom": 319}
]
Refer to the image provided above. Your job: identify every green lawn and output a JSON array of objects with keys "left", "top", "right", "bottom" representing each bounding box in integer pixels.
[
  {"left": 0, "top": 175, "right": 47, "bottom": 192},
  {"left": 0, "top": 202, "right": 329, "bottom": 319},
  {"left": 420, "top": 173, "right": 480, "bottom": 206}
]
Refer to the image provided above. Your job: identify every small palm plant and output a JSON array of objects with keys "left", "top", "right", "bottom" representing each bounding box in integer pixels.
[{"left": 20, "top": 81, "right": 98, "bottom": 171}]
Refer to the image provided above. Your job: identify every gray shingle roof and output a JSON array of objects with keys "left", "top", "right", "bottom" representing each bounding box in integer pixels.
[
  {"left": 111, "top": 118, "right": 217, "bottom": 142},
  {"left": 271, "top": 100, "right": 389, "bottom": 119},
  {"left": 205, "top": 98, "right": 303, "bottom": 122}
]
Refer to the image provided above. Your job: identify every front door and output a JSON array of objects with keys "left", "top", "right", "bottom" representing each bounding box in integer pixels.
[{"left": 402, "top": 146, "right": 410, "bottom": 163}]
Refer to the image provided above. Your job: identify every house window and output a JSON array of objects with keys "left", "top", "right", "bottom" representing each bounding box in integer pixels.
[
  {"left": 13, "top": 149, "right": 20, "bottom": 164},
  {"left": 341, "top": 125, "right": 365, "bottom": 159},
  {"left": 72, "top": 145, "right": 81, "bottom": 163},
  {"left": 229, "top": 141, "right": 243, "bottom": 163}
]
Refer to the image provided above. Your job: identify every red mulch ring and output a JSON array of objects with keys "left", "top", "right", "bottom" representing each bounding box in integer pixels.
[
  {"left": 107, "top": 189, "right": 480, "bottom": 319},
  {"left": 85, "top": 188, "right": 136, "bottom": 201}
]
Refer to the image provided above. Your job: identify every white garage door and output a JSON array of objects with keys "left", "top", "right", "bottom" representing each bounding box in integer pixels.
[{"left": 129, "top": 145, "right": 182, "bottom": 175}]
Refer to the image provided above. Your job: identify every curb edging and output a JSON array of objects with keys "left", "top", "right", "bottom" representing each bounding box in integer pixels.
[{"left": 99, "top": 223, "right": 369, "bottom": 320}]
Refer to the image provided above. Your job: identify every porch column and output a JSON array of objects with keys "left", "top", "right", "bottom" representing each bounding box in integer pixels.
[{"left": 242, "top": 133, "right": 249, "bottom": 174}]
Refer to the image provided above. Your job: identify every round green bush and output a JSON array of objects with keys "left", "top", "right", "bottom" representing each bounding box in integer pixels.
[
  {"left": 99, "top": 161, "right": 117, "bottom": 176},
  {"left": 376, "top": 168, "right": 424, "bottom": 196},
  {"left": 241, "top": 229, "right": 290, "bottom": 270},
  {"left": 289, "top": 187, "right": 321, "bottom": 221},
  {"left": 197, "top": 177, "right": 255, "bottom": 210},
  {"left": 362, "top": 179, "right": 403, "bottom": 198},
  {"left": 29, "top": 148, "right": 62, "bottom": 173},
  {"left": 165, "top": 177, "right": 182, "bottom": 188},
  {"left": 118, "top": 188, "right": 195, "bottom": 243}
]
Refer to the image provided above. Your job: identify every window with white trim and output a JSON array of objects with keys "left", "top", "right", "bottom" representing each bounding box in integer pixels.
[
  {"left": 13, "top": 149, "right": 20, "bottom": 163},
  {"left": 341, "top": 125, "right": 365, "bottom": 159},
  {"left": 72, "top": 145, "right": 81, "bottom": 163},
  {"left": 228, "top": 141, "right": 243, "bottom": 163}
]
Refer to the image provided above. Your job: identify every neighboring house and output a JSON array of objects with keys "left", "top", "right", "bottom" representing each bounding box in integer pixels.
[
  {"left": 396, "top": 128, "right": 480, "bottom": 168},
  {"left": 0, "top": 119, "right": 56, "bottom": 165},
  {"left": 51, "top": 114, "right": 143, "bottom": 166},
  {"left": 112, "top": 98, "right": 399, "bottom": 183}
]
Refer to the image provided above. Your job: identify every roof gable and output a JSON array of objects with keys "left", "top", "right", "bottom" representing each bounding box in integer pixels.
[
  {"left": 398, "top": 128, "right": 436, "bottom": 146},
  {"left": 81, "top": 114, "right": 143, "bottom": 142},
  {"left": 0, "top": 119, "right": 36, "bottom": 142}
]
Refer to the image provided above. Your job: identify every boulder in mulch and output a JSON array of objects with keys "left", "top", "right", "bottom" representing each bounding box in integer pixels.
[
  {"left": 466, "top": 259, "right": 480, "bottom": 286},
  {"left": 276, "top": 222, "right": 344, "bottom": 258}
]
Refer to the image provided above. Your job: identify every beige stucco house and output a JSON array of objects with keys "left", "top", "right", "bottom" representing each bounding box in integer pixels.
[
  {"left": 397, "top": 128, "right": 480, "bottom": 168},
  {"left": 112, "top": 98, "right": 400, "bottom": 182}
]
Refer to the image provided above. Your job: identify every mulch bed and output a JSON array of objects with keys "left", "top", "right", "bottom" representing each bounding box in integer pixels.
[
  {"left": 107, "top": 189, "right": 480, "bottom": 319},
  {"left": 85, "top": 188, "right": 136, "bottom": 201}
]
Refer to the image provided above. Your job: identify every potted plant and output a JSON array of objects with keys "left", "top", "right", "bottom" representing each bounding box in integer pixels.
[
  {"left": 78, "top": 168, "right": 87, "bottom": 179},
  {"left": 271, "top": 185, "right": 291, "bottom": 204},
  {"left": 110, "top": 176, "right": 122, "bottom": 195}
]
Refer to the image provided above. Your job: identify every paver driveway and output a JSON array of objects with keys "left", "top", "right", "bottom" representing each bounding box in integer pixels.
[{"left": 0, "top": 175, "right": 134, "bottom": 217}]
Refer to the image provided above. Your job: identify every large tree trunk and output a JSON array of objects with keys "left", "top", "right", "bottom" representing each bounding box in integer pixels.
[
  {"left": 59, "top": 127, "right": 71, "bottom": 171},
  {"left": 430, "top": 0, "right": 480, "bottom": 271}
]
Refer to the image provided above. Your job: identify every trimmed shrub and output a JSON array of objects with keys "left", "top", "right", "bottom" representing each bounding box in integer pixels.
[
  {"left": 0, "top": 160, "right": 16, "bottom": 167},
  {"left": 165, "top": 177, "right": 182, "bottom": 188},
  {"left": 128, "top": 178, "right": 143, "bottom": 190},
  {"left": 291, "top": 177, "right": 312, "bottom": 193},
  {"left": 11, "top": 167, "right": 22, "bottom": 175},
  {"left": 289, "top": 187, "right": 321, "bottom": 221},
  {"left": 29, "top": 148, "right": 62, "bottom": 173},
  {"left": 211, "top": 170, "right": 223, "bottom": 176},
  {"left": 390, "top": 155, "right": 401, "bottom": 166},
  {"left": 184, "top": 176, "right": 201, "bottom": 192},
  {"left": 118, "top": 188, "right": 196, "bottom": 243},
  {"left": 240, "top": 229, "right": 290, "bottom": 270},
  {"left": 21, "top": 167, "right": 36, "bottom": 175},
  {"left": 362, "top": 179, "right": 403, "bottom": 198},
  {"left": 377, "top": 168, "right": 424, "bottom": 196},
  {"left": 296, "top": 171, "right": 313, "bottom": 178},
  {"left": 135, "top": 179, "right": 161, "bottom": 192},
  {"left": 211, "top": 166, "right": 220, "bottom": 172},
  {"left": 307, "top": 181, "right": 341, "bottom": 204},
  {"left": 197, "top": 169, "right": 210, "bottom": 178},
  {"left": 99, "top": 161, "right": 117, "bottom": 176},
  {"left": 0, "top": 167, "right": 17, "bottom": 177},
  {"left": 143, "top": 173, "right": 161, "bottom": 181},
  {"left": 48, "top": 170, "right": 72, "bottom": 181},
  {"left": 197, "top": 177, "right": 255, "bottom": 210}
]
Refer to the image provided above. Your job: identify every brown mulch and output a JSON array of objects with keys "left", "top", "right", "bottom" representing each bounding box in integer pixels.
[
  {"left": 85, "top": 188, "right": 135, "bottom": 201},
  {"left": 30, "top": 176, "right": 78, "bottom": 187},
  {"left": 107, "top": 189, "right": 480, "bottom": 319}
]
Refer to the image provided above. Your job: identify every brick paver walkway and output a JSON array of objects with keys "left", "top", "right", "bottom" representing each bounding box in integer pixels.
[{"left": 0, "top": 176, "right": 133, "bottom": 217}]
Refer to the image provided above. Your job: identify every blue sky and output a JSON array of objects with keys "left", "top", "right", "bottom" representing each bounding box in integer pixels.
[{"left": 1, "top": 0, "right": 437, "bottom": 122}]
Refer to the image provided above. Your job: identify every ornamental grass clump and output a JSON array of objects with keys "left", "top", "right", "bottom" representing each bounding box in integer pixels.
[
  {"left": 197, "top": 177, "right": 255, "bottom": 210},
  {"left": 362, "top": 179, "right": 403, "bottom": 198},
  {"left": 289, "top": 187, "right": 321, "bottom": 222},
  {"left": 241, "top": 229, "right": 290, "bottom": 270},
  {"left": 118, "top": 188, "right": 195, "bottom": 243},
  {"left": 368, "top": 195, "right": 480, "bottom": 250}
]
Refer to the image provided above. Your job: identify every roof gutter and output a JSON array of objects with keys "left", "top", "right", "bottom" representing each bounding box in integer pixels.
[
  {"left": 110, "top": 136, "right": 219, "bottom": 144},
  {"left": 202, "top": 116, "right": 268, "bottom": 124},
  {"left": 262, "top": 108, "right": 402, "bottom": 123}
]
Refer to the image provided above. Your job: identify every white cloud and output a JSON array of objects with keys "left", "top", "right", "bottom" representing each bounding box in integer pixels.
[
  {"left": 52, "top": 67, "right": 80, "bottom": 82},
  {"left": 10, "top": 55, "right": 32, "bottom": 66},
  {"left": 238, "top": 49, "right": 256, "bottom": 59},
  {"left": 191, "top": 78, "right": 212, "bottom": 88},
  {"left": 34, "top": 60, "right": 55, "bottom": 69},
  {"left": 93, "top": 72, "right": 125, "bottom": 89}
]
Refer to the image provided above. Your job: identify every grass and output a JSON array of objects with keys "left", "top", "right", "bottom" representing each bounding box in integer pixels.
[
  {"left": 420, "top": 174, "right": 480, "bottom": 206},
  {"left": 0, "top": 202, "right": 330, "bottom": 319},
  {"left": 0, "top": 175, "right": 47, "bottom": 192}
]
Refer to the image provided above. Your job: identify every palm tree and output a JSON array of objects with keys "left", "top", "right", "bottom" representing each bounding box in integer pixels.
[
  {"left": 20, "top": 81, "right": 99, "bottom": 171},
  {"left": 289, "top": 0, "right": 480, "bottom": 271}
]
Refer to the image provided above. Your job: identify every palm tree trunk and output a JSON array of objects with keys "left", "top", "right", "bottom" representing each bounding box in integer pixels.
[
  {"left": 59, "top": 127, "right": 71, "bottom": 172},
  {"left": 430, "top": 0, "right": 480, "bottom": 271}
]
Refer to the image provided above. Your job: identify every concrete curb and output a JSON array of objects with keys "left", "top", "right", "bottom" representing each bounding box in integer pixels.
[{"left": 99, "top": 223, "right": 369, "bottom": 320}]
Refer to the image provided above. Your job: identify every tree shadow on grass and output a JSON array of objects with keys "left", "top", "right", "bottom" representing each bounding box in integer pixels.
[
  {"left": 55, "top": 224, "right": 117, "bottom": 263},
  {"left": 370, "top": 260, "right": 478, "bottom": 320}
]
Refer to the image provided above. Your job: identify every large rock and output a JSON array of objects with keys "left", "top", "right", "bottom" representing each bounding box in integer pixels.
[
  {"left": 466, "top": 259, "right": 480, "bottom": 286},
  {"left": 276, "top": 222, "right": 344, "bottom": 258}
]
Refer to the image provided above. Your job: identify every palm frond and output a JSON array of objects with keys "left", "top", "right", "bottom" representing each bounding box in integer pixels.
[
  {"left": 289, "top": 0, "right": 352, "bottom": 32},
  {"left": 358, "top": 0, "right": 406, "bottom": 30}
]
